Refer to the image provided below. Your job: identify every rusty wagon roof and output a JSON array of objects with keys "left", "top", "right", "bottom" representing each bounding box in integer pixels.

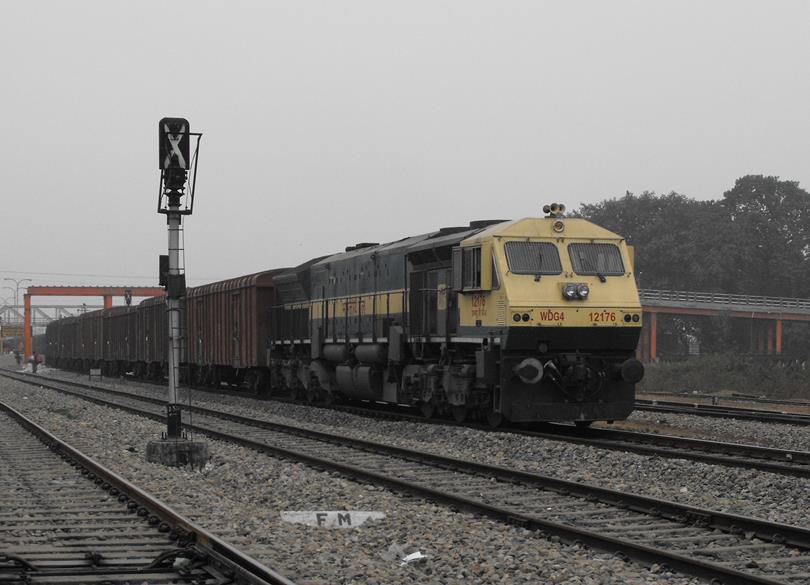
[{"left": 187, "top": 269, "right": 287, "bottom": 298}]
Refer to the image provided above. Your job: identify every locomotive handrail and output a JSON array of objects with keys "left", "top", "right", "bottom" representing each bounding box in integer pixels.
[{"left": 640, "top": 289, "right": 810, "bottom": 313}]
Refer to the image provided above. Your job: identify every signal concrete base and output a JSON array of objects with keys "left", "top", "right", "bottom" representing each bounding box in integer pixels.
[{"left": 146, "top": 438, "right": 209, "bottom": 468}]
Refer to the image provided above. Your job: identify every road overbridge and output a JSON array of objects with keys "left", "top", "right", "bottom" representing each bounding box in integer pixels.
[{"left": 637, "top": 289, "right": 810, "bottom": 362}]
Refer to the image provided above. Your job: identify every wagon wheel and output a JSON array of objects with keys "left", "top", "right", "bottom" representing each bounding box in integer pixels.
[
  {"left": 451, "top": 405, "right": 469, "bottom": 424},
  {"left": 574, "top": 420, "right": 593, "bottom": 429},
  {"left": 486, "top": 410, "right": 505, "bottom": 428},
  {"left": 420, "top": 401, "right": 436, "bottom": 419}
]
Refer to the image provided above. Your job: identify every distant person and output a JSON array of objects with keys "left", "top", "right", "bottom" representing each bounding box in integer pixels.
[
  {"left": 13, "top": 350, "right": 21, "bottom": 368},
  {"left": 30, "top": 352, "right": 39, "bottom": 373}
]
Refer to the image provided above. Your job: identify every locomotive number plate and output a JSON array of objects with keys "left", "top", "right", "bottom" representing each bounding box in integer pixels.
[{"left": 588, "top": 311, "right": 617, "bottom": 323}]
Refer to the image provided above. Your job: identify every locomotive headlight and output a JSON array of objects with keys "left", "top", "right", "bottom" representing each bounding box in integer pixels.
[
  {"left": 563, "top": 284, "right": 578, "bottom": 300},
  {"left": 563, "top": 283, "right": 589, "bottom": 300}
]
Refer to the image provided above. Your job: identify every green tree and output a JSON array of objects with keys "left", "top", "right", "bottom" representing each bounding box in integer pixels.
[
  {"left": 577, "top": 176, "right": 810, "bottom": 358},
  {"left": 719, "top": 175, "right": 810, "bottom": 297},
  {"left": 577, "top": 191, "right": 732, "bottom": 291}
]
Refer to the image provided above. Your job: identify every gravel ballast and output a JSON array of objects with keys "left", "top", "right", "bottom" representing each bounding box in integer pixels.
[
  {"left": 34, "top": 365, "right": 810, "bottom": 530},
  {"left": 0, "top": 372, "right": 702, "bottom": 585}
]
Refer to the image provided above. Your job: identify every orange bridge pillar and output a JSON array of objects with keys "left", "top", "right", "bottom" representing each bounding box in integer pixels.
[
  {"left": 23, "top": 294, "right": 32, "bottom": 359},
  {"left": 776, "top": 319, "right": 783, "bottom": 354}
]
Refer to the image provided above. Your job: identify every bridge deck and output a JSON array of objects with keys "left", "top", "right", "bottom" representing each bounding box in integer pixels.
[{"left": 639, "top": 289, "right": 810, "bottom": 319}]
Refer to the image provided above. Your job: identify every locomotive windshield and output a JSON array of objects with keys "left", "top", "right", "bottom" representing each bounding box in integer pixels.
[
  {"left": 568, "top": 243, "right": 624, "bottom": 276},
  {"left": 504, "top": 241, "right": 562, "bottom": 275}
]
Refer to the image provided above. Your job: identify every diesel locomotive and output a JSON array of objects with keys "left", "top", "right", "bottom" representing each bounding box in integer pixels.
[{"left": 46, "top": 205, "right": 644, "bottom": 426}]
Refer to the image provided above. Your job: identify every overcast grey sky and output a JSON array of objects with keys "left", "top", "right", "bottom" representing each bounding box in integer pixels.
[{"left": 2, "top": 1, "right": 809, "bottom": 299}]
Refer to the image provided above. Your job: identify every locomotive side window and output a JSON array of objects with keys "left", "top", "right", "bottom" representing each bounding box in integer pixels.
[
  {"left": 504, "top": 241, "right": 562, "bottom": 275},
  {"left": 568, "top": 243, "right": 624, "bottom": 276},
  {"left": 462, "top": 247, "right": 482, "bottom": 289}
]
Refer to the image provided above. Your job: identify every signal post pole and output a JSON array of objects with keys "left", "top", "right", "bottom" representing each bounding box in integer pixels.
[
  {"left": 145, "top": 117, "right": 208, "bottom": 468},
  {"left": 165, "top": 190, "right": 183, "bottom": 437}
]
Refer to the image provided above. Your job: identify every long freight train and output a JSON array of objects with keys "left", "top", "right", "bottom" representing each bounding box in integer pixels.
[{"left": 45, "top": 207, "right": 644, "bottom": 426}]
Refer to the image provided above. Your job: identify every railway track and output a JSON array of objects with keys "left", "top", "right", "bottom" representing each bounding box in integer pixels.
[
  {"left": 4, "top": 370, "right": 810, "bottom": 584},
  {"left": 641, "top": 391, "right": 810, "bottom": 409},
  {"left": 636, "top": 399, "right": 810, "bottom": 426},
  {"left": 10, "top": 368, "right": 810, "bottom": 479},
  {"left": 0, "top": 399, "right": 294, "bottom": 585}
]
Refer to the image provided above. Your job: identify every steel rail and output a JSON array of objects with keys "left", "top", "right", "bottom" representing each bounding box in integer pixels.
[
  {"left": 3, "top": 371, "right": 810, "bottom": 584},
  {"left": 8, "top": 368, "right": 810, "bottom": 478},
  {"left": 514, "top": 425, "right": 810, "bottom": 478},
  {"left": 635, "top": 399, "right": 810, "bottom": 426},
  {"left": 640, "top": 390, "right": 810, "bottom": 408},
  {"left": 0, "top": 399, "right": 296, "bottom": 585}
]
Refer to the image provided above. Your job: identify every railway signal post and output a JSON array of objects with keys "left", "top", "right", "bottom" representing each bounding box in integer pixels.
[{"left": 146, "top": 117, "right": 208, "bottom": 468}]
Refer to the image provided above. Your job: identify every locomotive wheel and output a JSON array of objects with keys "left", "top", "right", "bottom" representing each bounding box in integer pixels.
[
  {"left": 486, "top": 410, "right": 504, "bottom": 428},
  {"left": 420, "top": 401, "right": 436, "bottom": 419},
  {"left": 451, "top": 405, "right": 469, "bottom": 424},
  {"left": 574, "top": 420, "right": 593, "bottom": 429}
]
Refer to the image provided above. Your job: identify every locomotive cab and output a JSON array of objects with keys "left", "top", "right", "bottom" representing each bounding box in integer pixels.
[{"left": 453, "top": 213, "right": 644, "bottom": 424}]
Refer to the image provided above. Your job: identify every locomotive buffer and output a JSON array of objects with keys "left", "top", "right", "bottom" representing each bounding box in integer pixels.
[{"left": 146, "top": 117, "right": 209, "bottom": 468}]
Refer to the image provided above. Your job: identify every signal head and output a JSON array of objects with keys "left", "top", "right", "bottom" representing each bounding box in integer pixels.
[{"left": 159, "top": 117, "right": 190, "bottom": 170}]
